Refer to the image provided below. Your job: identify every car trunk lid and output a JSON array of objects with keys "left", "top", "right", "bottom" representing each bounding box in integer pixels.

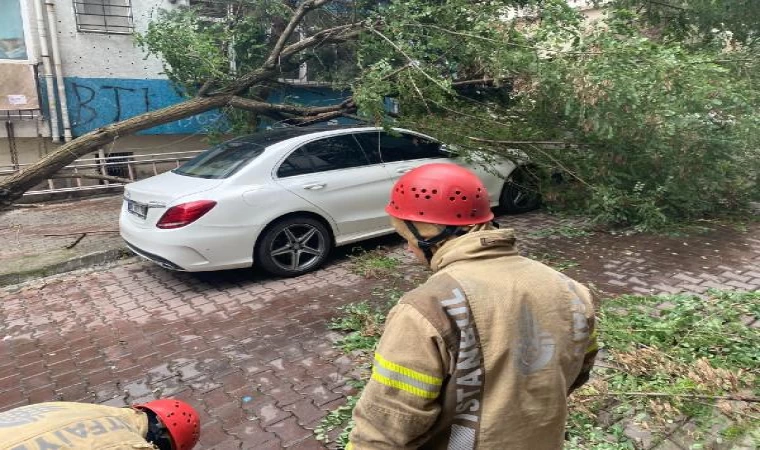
[{"left": 122, "top": 171, "right": 222, "bottom": 228}]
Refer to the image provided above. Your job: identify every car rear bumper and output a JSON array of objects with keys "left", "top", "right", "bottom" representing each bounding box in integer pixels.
[
  {"left": 119, "top": 208, "right": 259, "bottom": 272},
  {"left": 124, "top": 240, "right": 186, "bottom": 271}
]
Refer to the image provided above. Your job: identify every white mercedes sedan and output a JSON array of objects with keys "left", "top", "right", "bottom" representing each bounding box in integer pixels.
[{"left": 119, "top": 126, "right": 539, "bottom": 276}]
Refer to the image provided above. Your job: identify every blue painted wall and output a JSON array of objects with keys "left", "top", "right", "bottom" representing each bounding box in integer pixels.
[
  {"left": 64, "top": 77, "right": 225, "bottom": 136},
  {"left": 63, "top": 77, "right": 355, "bottom": 137}
]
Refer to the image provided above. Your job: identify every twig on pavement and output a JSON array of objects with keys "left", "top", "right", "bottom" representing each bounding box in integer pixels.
[{"left": 65, "top": 233, "right": 87, "bottom": 249}]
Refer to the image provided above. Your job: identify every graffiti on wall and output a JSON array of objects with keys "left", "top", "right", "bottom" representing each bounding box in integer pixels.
[
  {"left": 63, "top": 78, "right": 359, "bottom": 136},
  {"left": 64, "top": 77, "right": 226, "bottom": 136}
]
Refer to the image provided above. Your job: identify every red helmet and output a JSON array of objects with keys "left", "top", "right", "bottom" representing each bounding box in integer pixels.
[
  {"left": 386, "top": 163, "right": 494, "bottom": 226},
  {"left": 135, "top": 399, "right": 201, "bottom": 450}
]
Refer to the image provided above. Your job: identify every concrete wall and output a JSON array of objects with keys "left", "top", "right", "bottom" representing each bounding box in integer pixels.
[{"left": 51, "top": 0, "right": 173, "bottom": 79}]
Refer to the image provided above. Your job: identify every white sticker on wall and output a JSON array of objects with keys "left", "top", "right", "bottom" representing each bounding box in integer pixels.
[{"left": 7, "top": 95, "right": 28, "bottom": 105}]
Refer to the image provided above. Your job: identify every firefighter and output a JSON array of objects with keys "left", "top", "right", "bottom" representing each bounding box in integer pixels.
[
  {"left": 347, "top": 163, "right": 598, "bottom": 449},
  {"left": 0, "top": 398, "right": 200, "bottom": 450}
]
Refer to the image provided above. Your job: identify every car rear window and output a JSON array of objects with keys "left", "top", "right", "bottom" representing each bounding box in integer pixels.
[{"left": 173, "top": 140, "right": 265, "bottom": 179}]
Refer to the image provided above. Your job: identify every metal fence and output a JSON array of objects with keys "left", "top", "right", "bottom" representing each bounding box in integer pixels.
[{"left": 0, "top": 150, "right": 203, "bottom": 198}]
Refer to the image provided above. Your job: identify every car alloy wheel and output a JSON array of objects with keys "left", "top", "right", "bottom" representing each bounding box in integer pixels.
[
  {"left": 257, "top": 217, "right": 332, "bottom": 276},
  {"left": 500, "top": 166, "right": 542, "bottom": 213}
]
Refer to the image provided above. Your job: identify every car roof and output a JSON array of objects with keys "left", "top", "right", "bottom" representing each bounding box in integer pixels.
[{"left": 232, "top": 125, "right": 378, "bottom": 148}]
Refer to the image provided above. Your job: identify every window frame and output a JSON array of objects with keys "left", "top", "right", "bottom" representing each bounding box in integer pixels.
[{"left": 73, "top": 0, "right": 135, "bottom": 35}]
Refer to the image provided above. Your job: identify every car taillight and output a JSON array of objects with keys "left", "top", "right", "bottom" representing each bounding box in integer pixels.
[{"left": 156, "top": 200, "right": 217, "bottom": 229}]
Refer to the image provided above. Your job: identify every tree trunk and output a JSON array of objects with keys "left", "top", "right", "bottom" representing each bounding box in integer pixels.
[{"left": 0, "top": 96, "right": 229, "bottom": 208}]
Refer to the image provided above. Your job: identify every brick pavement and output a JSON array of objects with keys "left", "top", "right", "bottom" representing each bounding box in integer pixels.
[{"left": 0, "top": 204, "right": 758, "bottom": 448}]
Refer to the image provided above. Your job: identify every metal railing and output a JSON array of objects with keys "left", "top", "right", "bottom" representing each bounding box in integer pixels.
[{"left": 0, "top": 150, "right": 203, "bottom": 197}]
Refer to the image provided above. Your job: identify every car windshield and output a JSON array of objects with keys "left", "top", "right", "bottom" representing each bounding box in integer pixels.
[{"left": 173, "top": 139, "right": 265, "bottom": 179}]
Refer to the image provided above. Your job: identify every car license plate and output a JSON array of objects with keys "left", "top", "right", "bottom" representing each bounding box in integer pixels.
[{"left": 127, "top": 200, "right": 148, "bottom": 219}]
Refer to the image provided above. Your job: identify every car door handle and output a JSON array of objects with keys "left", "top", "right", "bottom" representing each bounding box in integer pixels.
[
  {"left": 302, "top": 182, "right": 326, "bottom": 190},
  {"left": 396, "top": 167, "right": 413, "bottom": 174}
]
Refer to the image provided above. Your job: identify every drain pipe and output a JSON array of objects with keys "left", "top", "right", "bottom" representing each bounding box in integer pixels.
[
  {"left": 45, "top": 0, "right": 73, "bottom": 142},
  {"left": 33, "top": 0, "right": 60, "bottom": 142}
]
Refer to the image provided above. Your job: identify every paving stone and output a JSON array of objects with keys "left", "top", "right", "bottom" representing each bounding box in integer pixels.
[
  {"left": 2, "top": 201, "right": 759, "bottom": 448},
  {"left": 265, "top": 416, "right": 313, "bottom": 447},
  {"left": 283, "top": 399, "right": 327, "bottom": 426}
]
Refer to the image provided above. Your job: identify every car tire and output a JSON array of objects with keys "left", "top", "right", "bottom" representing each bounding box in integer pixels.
[
  {"left": 256, "top": 216, "right": 333, "bottom": 277},
  {"left": 500, "top": 166, "right": 542, "bottom": 213}
]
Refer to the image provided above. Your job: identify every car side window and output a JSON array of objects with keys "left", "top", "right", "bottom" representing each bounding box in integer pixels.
[
  {"left": 353, "top": 132, "right": 382, "bottom": 163},
  {"left": 373, "top": 132, "right": 447, "bottom": 163},
  {"left": 277, "top": 134, "right": 375, "bottom": 178},
  {"left": 277, "top": 147, "right": 314, "bottom": 178}
]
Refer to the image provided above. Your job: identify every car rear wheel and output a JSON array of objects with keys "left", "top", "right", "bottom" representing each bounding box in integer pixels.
[
  {"left": 256, "top": 216, "right": 333, "bottom": 277},
  {"left": 500, "top": 166, "right": 542, "bottom": 213}
]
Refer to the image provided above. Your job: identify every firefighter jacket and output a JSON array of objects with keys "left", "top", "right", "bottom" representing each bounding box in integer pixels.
[
  {"left": 0, "top": 402, "right": 152, "bottom": 449},
  {"left": 348, "top": 228, "right": 598, "bottom": 450}
]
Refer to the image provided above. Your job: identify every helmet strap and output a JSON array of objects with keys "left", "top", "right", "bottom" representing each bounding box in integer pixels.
[
  {"left": 144, "top": 410, "right": 173, "bottom": 450},
  {"left": 404, "top": 220, "right": 467, "bottom": 263}
]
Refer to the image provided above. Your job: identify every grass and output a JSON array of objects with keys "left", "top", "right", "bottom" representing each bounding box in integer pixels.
[
  {"left": 320, "top": 290, "right": 760, "bottom": 449},
  {"left": 567, "top": 290, "right": 760, "bottom": 449},
  {"left": 328, "top": 301, "right": 387, "bottom": 353},
  {"left": 528, "top": 251, "right": 580, "bottom": 272},
  {"left": 348, "top": 247, "right": 402, "bottom": 279},
  {"left": 528, "top": 225, "right": 593, "bottom": 239}
]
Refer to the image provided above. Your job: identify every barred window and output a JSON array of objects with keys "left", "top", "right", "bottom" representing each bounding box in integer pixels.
[
  {"left": 188, "top": 0, "right": 229, "bottom": 19},
  {"left": 73, "top": 0, "right": 134, "bottom": 34}
]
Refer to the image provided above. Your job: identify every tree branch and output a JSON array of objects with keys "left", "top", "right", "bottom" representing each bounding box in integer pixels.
[
  {"left": 222, "top": 23, "right": 363, "bottom": 96},
  {"left": 468, "top": 137, "right": 569, "bottom": 145},
  {"left": 287, "top": 108, "right": 359, "bottom": 126},
  {"left": 229, "top": 96, "right": 354, "bottom": 116},
  {"left": 369, "top": 27, "right": 452, "bottom": 93},
  {"left": 265, "top": 0, "right": 332, "bottom": 69},
  {"left": 196, "top": 79, "right": 216, "bottom": 97},
  {"left": 451, "top": 77, "right": 509, "bottom": 87}
]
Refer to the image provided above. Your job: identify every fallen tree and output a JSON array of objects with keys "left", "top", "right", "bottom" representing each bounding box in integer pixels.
[
  {"left": 0, "top": 0, "right": 359, "bottom": 207},
  {"left": 2, "top": 0, "right": 757, "bottom": 230}
]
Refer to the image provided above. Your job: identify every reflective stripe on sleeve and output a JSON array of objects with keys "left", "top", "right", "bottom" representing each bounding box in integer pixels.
[
  {"left": 586, "top": 328, "right": 599, "bottom": 353},
  {"left": 371, "top": 352, "right": 442, "bottom": 399}
]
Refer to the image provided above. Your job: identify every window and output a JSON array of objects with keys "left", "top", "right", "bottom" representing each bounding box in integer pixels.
[
  {"left": 104, "top": 152, "right": 133, "bottom": 178},
  {"left": 73, "top": 0, "right": 134, "bottom": 34},
  {"left": 361, "top": 132, "right": 447, "bottom": 163},
  {"left": 277, "top": 147, "right": 314, "bottom": 178},
  {"left": 0, "top": 0, "right": 28, "bottom": 60},
  {"left": 188, "top": 0, "right": 229, "bottom": 19},
  {"left": 174, "top": 139, "right": 264, "bottom": 179},
  {"left": 277, "top": 134, "right": 375, "bottom": 178}
]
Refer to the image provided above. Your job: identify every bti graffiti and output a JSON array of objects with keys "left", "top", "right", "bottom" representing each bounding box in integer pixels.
[
  {"left": 71, "top": 83, "right": 151, "bottom": 125},
  {"left": 63, "top": 77, "right": 224, "bottom": 136}
]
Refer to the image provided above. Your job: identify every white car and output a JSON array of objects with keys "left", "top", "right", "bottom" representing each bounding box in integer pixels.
[{"left": 119, "top": 126, "right": 539, "bottom": 276}]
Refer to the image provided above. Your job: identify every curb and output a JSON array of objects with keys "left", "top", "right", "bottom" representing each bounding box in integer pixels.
[{"left": 0, "top": 247, "right": 131, "bottom": 287}]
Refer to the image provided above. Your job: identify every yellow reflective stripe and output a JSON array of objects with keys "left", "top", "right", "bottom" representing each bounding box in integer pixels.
[
  {"left": 586, "top": 328, "right": 599, "bottom": 353},
  {"left": 374, "top": 352, "right": 442, "bottom": 385},
  {"left": 371, "top": 371, "right": 440, "bottom": 399}
]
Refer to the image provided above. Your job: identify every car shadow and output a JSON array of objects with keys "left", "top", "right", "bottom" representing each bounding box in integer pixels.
[{"left": 181, "top": 233, "right": 405, "bottom": 286}]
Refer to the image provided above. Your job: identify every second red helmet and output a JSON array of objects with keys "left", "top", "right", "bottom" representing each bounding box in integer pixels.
[
  {"left": 386, "top": 163, "right": 494, "bottom": 226},
  {"left": 134, "top": 399, "right": 201, "bottom": 450}
]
